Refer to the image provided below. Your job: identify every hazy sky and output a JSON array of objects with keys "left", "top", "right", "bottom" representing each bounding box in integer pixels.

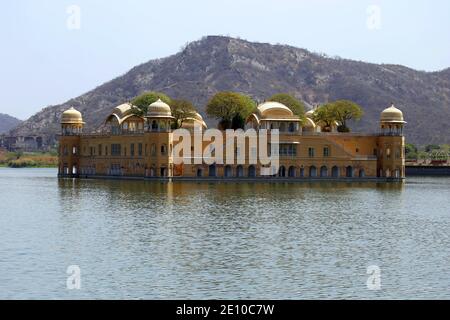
[{"left": 1, "top": 0, "right": 449, "bottom": 120}]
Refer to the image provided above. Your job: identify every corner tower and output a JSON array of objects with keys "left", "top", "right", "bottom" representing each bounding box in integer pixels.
[
  {"left": 377, "top": 103, "right": 406, "bottom": 179},
  {"left": 59, "top": 107, "right": 84, "bottom": 177}
]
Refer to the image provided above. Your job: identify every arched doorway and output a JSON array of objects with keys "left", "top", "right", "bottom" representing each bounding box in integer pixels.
[
  {"left": 359, "top": 168, "right": 366, "bottom": 178},
  {"left": 196, "top": 167, "right": 203, "bottom": 177},
  {"left": 288, "top": 166, "right": 296, "bottom": 177},
  {"left": 224, "top": 165, "right": 232, "bottom": 177},
  {"left": 332, "top": 166, "right": 339, "bottom": 178},
  {"left": 309, "top": 166, "right": 317, "bottom": 177},
  {"left": 320, "top": 166, "right": 328, "bottom": 177},
  {"left": 248, "top": 165, "right": 256, "bottom": 177},
  {"left": 278, "top": 166, "right": 286, "bottom": 177},
  {"left": 236, "top": 165, "right": 244, "bottom": 177},
  {"left": 209, "top": 164, "right": 216, "bottom": 177},
  {"left": 300, "top": 167, "right": 305, "bottom": 178},
  {"left": 346, "top": 166, "right": 353, "bottom": 178}
]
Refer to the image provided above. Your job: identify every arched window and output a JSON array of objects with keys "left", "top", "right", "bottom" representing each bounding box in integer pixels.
[
  {"left": 300, "top": 167, "right": 305, "bottom": 178},
  {"left": 320, "top": 166, "right": 328, "bottom": 177},
  {"left": 196, "top": 167, "right": 203, "bottom": 177},
  {"left": 236, "top": 165, "right": 244, "bottom": 177},
  {"left": 288, "top": 166, "right": 296, "bottom": 177},
  {"left": 288, "top": 122, "right": 295, "bottom": 132},
  {"left": 346, "top": 166, "right": 354, "bottom": 178},
  {"left": 224, "top": 165, "right": 232, "bottom": 177},
  {"left": 209, "top": 164, "right": 216, "bottom": 177},
  {"left": 161, "top": 144, "right": 167, "bottom": 155},
  {"left": 278, "top": 166, "right": 286, "bottom": 177},
  {"left": 359, "top": 168, "right": 366, "bottom": 178},
  {"left": 248, "top": 165, "right": 256, "bottom": 177},
  {"left": 151, "top": 120, "right": 158, "bottom": 131},
  {"left": 309, "top": 166, "right": 317, "bottom": 177},
  {"left": 332, "top": 166, "right": 339, "bottom": 178}
]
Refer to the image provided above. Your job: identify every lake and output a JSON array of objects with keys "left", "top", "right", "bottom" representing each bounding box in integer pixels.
[{"left": 1, "top": 167, "right": 450, "bottom": 299}]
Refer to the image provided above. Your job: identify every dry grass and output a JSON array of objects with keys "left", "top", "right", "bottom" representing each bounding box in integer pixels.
[{"left": 0, "top": 150, "right": 58, "bottom": 168}]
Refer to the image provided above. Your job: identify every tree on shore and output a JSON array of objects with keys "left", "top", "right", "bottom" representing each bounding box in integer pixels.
[
  {"left": 206, "top": 92, "right": 256, "bottom": 129},
  {"left": 131, "top": 91, "right": 172, "bottom": 116}
]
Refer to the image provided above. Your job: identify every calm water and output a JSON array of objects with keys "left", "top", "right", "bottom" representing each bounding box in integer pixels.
[{"left": 1, "top": 168, "right": 450, "bottom": 299}]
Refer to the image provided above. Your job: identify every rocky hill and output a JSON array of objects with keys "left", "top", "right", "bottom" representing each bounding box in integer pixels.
[
  {"left": 0, "top": 113, "right": 22, "bottom": 134},
  {"left": 10, "top": 36, "right": 450, "bottom": 144}
]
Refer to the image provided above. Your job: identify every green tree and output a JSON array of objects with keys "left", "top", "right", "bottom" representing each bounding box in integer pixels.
[
  {"left": 331, "top": 100, "right": 364, "bottom": 132},
  {"left": 312, "top": 103, "right": 336, "bottom": 132},
  {"left": 131, "top": 91, "right": 172, "bottom": 115},
  {"left": 206, "top": 92, "right": 256, "bottom": 129},
  {"left": 405, "top": 143, "right": 418, "bottom": 160},
  {"left": 268, "top": 93, "right": 305, "bottom": 117},
  {"left": 425, "top": 144, "right": 440, "bottom": 153},
  {"left": 170, "top": 99, "right": 198, "bottom": 129}
]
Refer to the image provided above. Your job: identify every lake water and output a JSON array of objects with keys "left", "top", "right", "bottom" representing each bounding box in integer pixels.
[{"left": 1, "top": 167, "right": 450, "bottom": 299}]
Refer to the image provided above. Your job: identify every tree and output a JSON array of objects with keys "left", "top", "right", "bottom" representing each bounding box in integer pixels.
[
  {"left": 131, "top": 91, "right": 172, "bottom": 115},
  {"left": 312, "top": 103, "right": 336, "bottom": 132},
  {"left": 206, "top": 92, "right": 256, "bottom": 129},
  {"left": 405, "top": 143, "right": 418, "bottom": 160},
  {"left": 331, "top": 100, "right": 363, "bottom": 132},
  {"left": 425, "top": 144, "right": 440, "bottom": 153},
  {"left": 170, "top": 99, "right": 198, "bottom": 129},
  {"left": 268, "top": 93, "right": 305, "bottom": 117}
]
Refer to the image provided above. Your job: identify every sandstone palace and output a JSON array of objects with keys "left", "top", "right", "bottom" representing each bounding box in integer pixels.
[{"left": 58, "top": 99, "right": 406, "bottom": 181}]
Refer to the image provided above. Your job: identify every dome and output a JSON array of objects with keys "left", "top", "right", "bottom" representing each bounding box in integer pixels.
[
  {"left": 305, "top": 109, "right": 314, "bottom": 118},
  {"left": 380, "top": 104, "right": 405, "bottom": 123},
  {"left": 61, "top": 107, "right": 84, "bottom": 124},
  {"left": 112, "top": 103, "right": 134, "bottom": 118},
  {"left": 255, "top": 101, "right": 300, "bottom": 121},
  {"left": 182, "top": 112, "right": 207, "bottom": 129},
  {"left": 147, "top": 99, "right": 172, "bottom": 117},
  {"left": 303, "top": 117, "right": 316, "bottom": 128}
]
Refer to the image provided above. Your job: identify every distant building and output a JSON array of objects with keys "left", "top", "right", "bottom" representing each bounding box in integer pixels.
[{"left": 58, "top": 100, "right": 406, "bottom": 181}]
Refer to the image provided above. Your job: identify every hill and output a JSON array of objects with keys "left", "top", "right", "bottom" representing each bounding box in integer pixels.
[
  {"left": 10, "top": 36, "right": 450, "bottom": 144},
  {"left": 0, "top": 113, "right": 22, "bottom": 134}
]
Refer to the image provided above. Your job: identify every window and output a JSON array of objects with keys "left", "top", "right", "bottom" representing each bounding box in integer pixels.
[
  {"left": 63, "top": 145, "right": 68, "bottom": 156},
  {"left": 323, "top": 146, "right": 330, "bottom": 157},
  {"left": 386, "top": 147, "right": 391, "bottom": 159},
  {"left": 308, "top": 147, "right": 315, "bottom": 158},
  {"left": 111, "top": 144, "right": 121, "bottom": 156},
  {"left": 105, "top": 146, "right": 108, "bottom": 156},
  {"left": 356, "top": 148, "right": 359, "bottom": 153},
  {"left": 90, "top": 147, "right": 94, "bottom": 156},
  {"left": 161, "top": 144, "right": 167, "bottom": 155},
  {"left": 280, "top": 144, "right": 297, "bottom": 156},
  {"left": 138, "top": 143, "right": 143, "bottom": 157},
  {"left": 72, "top": 146, "right": 77, "bottom": 155},
  {"left": 130, "top": 143, "right": 135, "bottom": 157},
  {"left": 151, "top": 144, "right": 156, "bottom": 156},
  {"left": 98, "top": 144, "right": 102, "bottom": 156}
]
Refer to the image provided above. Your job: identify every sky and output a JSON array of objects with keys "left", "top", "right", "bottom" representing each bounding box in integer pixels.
[{"left": 1, "top": 0, "right": 450, "bottom": 120}]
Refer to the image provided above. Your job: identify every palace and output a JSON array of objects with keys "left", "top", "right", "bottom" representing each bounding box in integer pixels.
[{"left": 58, "top": 99, "right": 406, "bottom": 181}]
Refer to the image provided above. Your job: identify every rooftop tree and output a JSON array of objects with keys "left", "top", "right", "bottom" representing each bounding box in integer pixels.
[
  {"left": 170, "top": 99, "right": 198, "bottom": 129},
  {"left": 268, "top": 93, "right": 306, "bottom": 118},
  {"left": 206, "top": 91, "right": 256, "bottom": 129},
  {"left": 331, "top": 100, "right": 363, "bottom": 132},
  {"left": 131, "top": 91, "right": 172, "bottom": 116}
]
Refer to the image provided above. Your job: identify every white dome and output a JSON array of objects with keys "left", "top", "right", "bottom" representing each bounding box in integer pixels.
[
  {"left": 381, "top": 104, "right": 405, "bottom": 123},
  {"left": 147, "top": 99, "right": 172, "bottom": 117}
]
